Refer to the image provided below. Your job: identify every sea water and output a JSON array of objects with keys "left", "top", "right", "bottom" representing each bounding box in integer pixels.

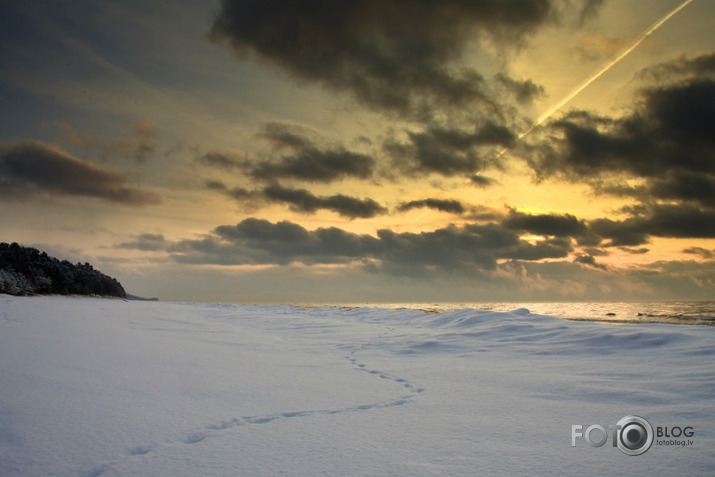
[{"left": 296, "top": 301, "right": 715, "bottom": 326}]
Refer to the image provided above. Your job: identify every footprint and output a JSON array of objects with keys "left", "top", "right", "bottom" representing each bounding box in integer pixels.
[
  {"left": 85, "top": 465, "right": 110, "bottom": 477},
  {"left": 244, "top": 416, "right": 278, "bottom": 424},
  {"left": 128, "top": 445, "right": 152, "bottom": 455},
  {"left": 206, "top": 418, "right": 241, "bottom": 430},
  {"left": 184, "top": 432, "right": 207, "bottom": 444}
]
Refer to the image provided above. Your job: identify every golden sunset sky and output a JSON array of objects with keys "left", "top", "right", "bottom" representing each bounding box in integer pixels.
[{"left": 1, "top": 0, "right": 714, "bottom": 302}]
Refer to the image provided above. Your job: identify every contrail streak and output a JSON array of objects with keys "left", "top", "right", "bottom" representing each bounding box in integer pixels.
[
  {"left": 423, "top": 0, "right": 695, "bottom": 224},
  {"left": 519, "top": 0, "right": 695, "bottom": 139}
]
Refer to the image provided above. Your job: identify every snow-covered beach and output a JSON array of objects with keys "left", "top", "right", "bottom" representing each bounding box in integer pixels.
[{"left": 1, "top": 295, "right": 713, "bottom": 476}]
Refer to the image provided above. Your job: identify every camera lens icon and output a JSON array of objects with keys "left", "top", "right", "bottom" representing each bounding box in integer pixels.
[{"left": 616, "top": 415, "right": 654, "bottom": 456}]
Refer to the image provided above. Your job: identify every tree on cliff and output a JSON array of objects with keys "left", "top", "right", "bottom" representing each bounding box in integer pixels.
[{"left": 0, "top": 243, "right": 126, "bottom": 297}]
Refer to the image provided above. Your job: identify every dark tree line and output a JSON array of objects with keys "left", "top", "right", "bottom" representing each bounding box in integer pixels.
[{"left": 0, "top": 242, "right": 126, "bottom": 297}]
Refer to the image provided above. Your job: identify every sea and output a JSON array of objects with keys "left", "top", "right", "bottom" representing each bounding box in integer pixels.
[{"left": 295, "top": 301, "right": 715, "bottom": 326}]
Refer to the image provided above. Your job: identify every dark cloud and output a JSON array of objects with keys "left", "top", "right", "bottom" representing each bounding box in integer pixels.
[
  {"left": 529, "top": 74, "right": 715, "bottom": 245},
  {"left": 587, "top": 204, "right": 715, "bottom": 248},
  {"left": 638, "top": 52, "right": 715, "bottom": 82},
  {"left": 385, "top": 123, "right": 515, "bottom": 176},
  {"left": 503, "top": 210, "right": 587, "bottom": 237},
  {"left": 573, "top": 253, "right": 607, "bottom": 270},
  {"left": 260, "top": 122, "right": 317, "bottom": 150},
  {"left": 499, "top": 237, "right": 573, "bottom": 261},
  {"left": 588, "top": 217, "right": 650, "bottom": 247},
  {"left": 125, "top": 217, "right": 584, "bottom": 276},
  {"left": 619, "top": 247, "right": 649, "bottom": 255},
  {"left": 252, "top": 147, "right": 375, "bottom": 183},
  {"left": 262, "top": 184, "right": 387, "bottom": 219},
  {"left": 0, "top": 141, "right": 160, "bottom": 205},
  {"left": 198, "top": 152, "right": 245, "bottom": 170},
  {"left": 534, "top": 78, "right": 715, "bottom": 179},
  {"left": 117, "top": 233, "right": 169, "bottom": 251},
  {"left": 645, "top": 171, "right": 715, "bottom": 208},
  {"left": 203, "top": 178, "right": 384, "bottom": 217},
  {"left": 397, "top": 199, "right": 465, "bottom": 214},
  {"left": 374, "top": 225, "right": 511, "bottom": 274},
  {"left": 209, "top": 218, "right": 380, "bottom": 265},
  {"left": 205, "top": 180, "right": 228, "bottom": 191},
  {"left": 582, "top": 247, "right": 609, "bottom": 257},
  {"left": 495, "top": 73, "right": 545, "bottom": 104},
  {"left": 470, "top": 174, "right": 497, "bottom": 188},
  {"left": 593, "top": 171, "right": 715, "bottom": 208},
  {"left": 578, "top": 0, "right": 605, "bottom": 25},
  {"left": 636, "top": 204, "right": 715, "bottom": 239},
  {"left": 209, "top": 0, "right": 554, "bottom": 117},
  {"left": 683, "top": 247, "right": 715, "bottom": 259},
  {"left": 226, "top": 186, "right": 261, "bottom": 202},
  {"left": 199, "top": 123, "right": 375, "bottom": 183}
]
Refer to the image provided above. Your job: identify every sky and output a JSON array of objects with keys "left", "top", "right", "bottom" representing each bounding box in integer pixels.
[{"left": 1, "top": 0, "right": 714, "bottom": 303}]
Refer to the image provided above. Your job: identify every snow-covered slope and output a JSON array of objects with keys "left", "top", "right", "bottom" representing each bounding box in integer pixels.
[{"left": 1, "top": 295, "right": 713, "bottom": 476}]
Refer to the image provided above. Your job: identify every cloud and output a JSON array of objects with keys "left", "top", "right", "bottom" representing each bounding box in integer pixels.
[
  {"left": 209, "top": 0, "right": 555, "bottom": 117},
  {"left": 117, "top": 233, "right": 169, "bottom": 251},
  {"left": 120, "top": 119, "right": 157, "bottom": 163},
  {"left": 124, "top": 217, "right": 583, "bottom": 277},
  {"left": 202, "top": 178, "right": 385, "bottom": 218},
  {"left": 260, "top": 122, "right": 317, "bottom": 150},
  {"left": 634, "top": 204, "right": 715, "bottom": 239},
  {"left": 251, "top": 147, "right": 375, "bottom": 183},
  {"left": 587, "top": 204, "right": 715, "bottom": 247},
  {"left": 166, "top": 218, "right": 380, "bottom": 266},
  {"left": 683, "top": 247, "right": 715, "bottom": 259},
  {"left": 0, "top": 141, "right": 160, "bottom": 205},
  {"left": 638, "top": 52, "right": 715, "bottom": 82},
  {"left": 635, "top": 259, "right": 715, "bottom": 295},
  {"left": 495, "top": 73, "right": 545, "bottom": 104},
  {"left": 534, "top": 77, "right": 715, "bottom": 180},
  {"left": 470, "top": 174, "right": 497, "bottom": 188},
  {"left": 587, "top": 217, "right": 650, "bottom": 247},
  {"left": 119, "top": 211, "right": 715, "bottom": 299},
  {"left": 385, "top": 122, "right": 515, "bottom": 176},
  {"left": 528, "top": 72, "right": 715, "bottom": 243},
  {"left": 397, "top": 199, "right": 465, "bottom": 214},
  {"left": 502, "top": 210, "right": 587, "bottom": 237},
  {"left": 262, "top": 184, "right": 387, "bottom": 219},
  {"left": 199, "top": 123, "right": 376, "bottom": 183},
  {"left": 198, "top": 152, "right": 245, "bottom": 170},
  {"left": 572, "top": 33, "right": 627, "bottom": 62},
  {"left": 54, "top": 120, "right": 158, "bottom": 163},
  {"left": 573, "top": 252, "right": 607, "bottom": 270},
  {"left": 642, "top": 171, "right": 715, "bottom": 208},
  {"left": 499, "top": 237, "right": 573, "bottom": 261},
  {"left": 518, "top": 53, "right": 715, "bottom": 250},
  {"left": 578, "top": 0, "right": 605, "bottom": 25}
]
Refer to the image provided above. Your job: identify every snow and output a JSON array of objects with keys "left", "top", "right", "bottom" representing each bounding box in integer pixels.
[{"left": 1, "top": 295, "right": 713, "bottom": 476}]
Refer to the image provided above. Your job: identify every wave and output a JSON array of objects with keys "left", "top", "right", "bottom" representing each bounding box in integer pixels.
[
  {"left": 268, "top": 305, "right": 714, "bottom": 360},
  {"left": 290, "top": 301, "right": 715, "bottom": 326}
]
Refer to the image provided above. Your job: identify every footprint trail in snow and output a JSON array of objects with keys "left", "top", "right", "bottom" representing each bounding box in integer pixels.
[{"left": 86, "top": 332, "right": 423, "bottom": 476}]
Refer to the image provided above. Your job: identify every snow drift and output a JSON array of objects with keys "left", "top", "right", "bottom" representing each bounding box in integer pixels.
[{"left": 0, "top": 295, "right": 713, "bottom": 476}]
